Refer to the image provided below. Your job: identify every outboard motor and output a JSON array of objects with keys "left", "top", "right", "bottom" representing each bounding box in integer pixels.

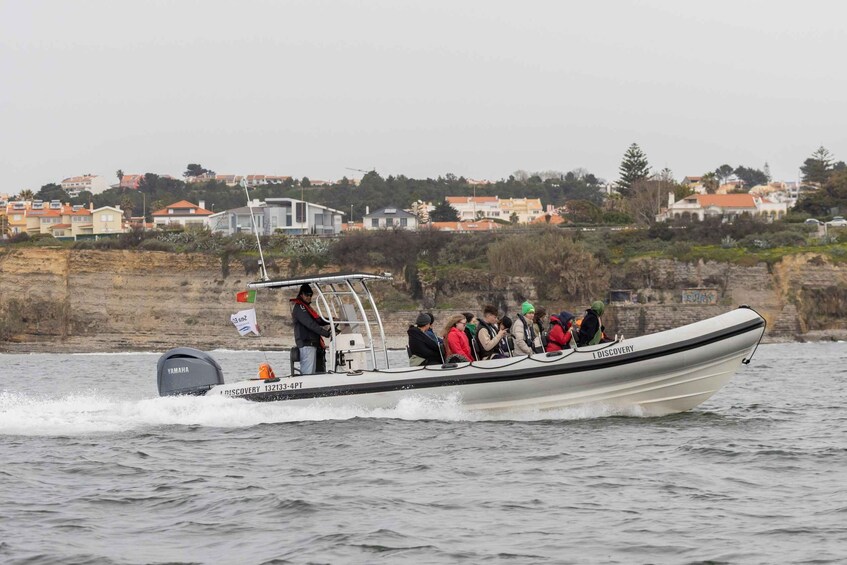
[{"left": 157, "top": 348, "right": 225, "bottom": 396}]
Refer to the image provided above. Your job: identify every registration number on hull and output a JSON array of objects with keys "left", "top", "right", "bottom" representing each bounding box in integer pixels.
[{"left": 220, "top": 381, "right": 304, "bottom": 397}]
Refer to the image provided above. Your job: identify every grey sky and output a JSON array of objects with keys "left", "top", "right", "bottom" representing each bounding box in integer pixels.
[{"left": 2, "top": 0, "right": 845, "bottom": 193}]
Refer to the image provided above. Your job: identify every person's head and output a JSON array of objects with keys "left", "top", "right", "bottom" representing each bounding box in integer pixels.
[
  {"left": 535, "top": 306, "right": 547, "bottom": 321},
  {"left": 463, "top": 312, "right": 478, "bottom": 327},
  {"left": 500, "top": 315, "right": 513, "bottom": 330},
  {"left": 559, "top": 310, "right": 575, "bottom": 327},
  {"left": 415, "top": 312, "right": 431, "bottom": 330},
  {"left": 298, "top": 283, "right": 314, "bottom": 302},
  {"left": 521, "top": 301, "right": 535, "bottom": 320},
  {"left": 443, "top": 314, "right": 466, "bottom": 337},
  {"left": 426, "top": 313, "right": 435, "bottom": 326},
  {"left": 482, "top": 304, "right": 499, "bottom": 324},
  {"left": 591, "top": 300, "right": 605, "bottom": 316}
]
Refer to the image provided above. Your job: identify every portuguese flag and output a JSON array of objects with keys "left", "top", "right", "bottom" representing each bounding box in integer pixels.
[{"left": 236, "top": 290, "right": 256, "bottom": 303}]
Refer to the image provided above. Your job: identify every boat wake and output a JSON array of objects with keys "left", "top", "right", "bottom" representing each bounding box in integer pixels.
[{"left": 0, "top": 390, "right": 648, "bottom": 436}]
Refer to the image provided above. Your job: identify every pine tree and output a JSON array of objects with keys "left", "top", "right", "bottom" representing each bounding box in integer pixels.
[
  {"left": 801, "top": 146, "right": 834, "bottom": 185},
  {"left": 714, "top": 164, "right": 734, "bottom": 185},
  {"left": 430, "top": 200, "right": 460, "bottom": 222},
  {"left": 617, "top": 143, "right": 651, "bottom": 197}
]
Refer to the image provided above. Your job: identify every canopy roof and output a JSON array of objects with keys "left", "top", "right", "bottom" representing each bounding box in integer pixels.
[{"left": 247, "top": 272, "right": 391, "bottom": 290}]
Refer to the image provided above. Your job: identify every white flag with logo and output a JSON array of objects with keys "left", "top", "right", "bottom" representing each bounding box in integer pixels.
[{"left": 231, "top": 308, "right": 260, "bottom": 336}]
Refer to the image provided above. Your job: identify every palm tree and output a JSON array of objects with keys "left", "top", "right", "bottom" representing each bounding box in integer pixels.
[
  {"left": 120, "top": 195, "right": 135, "bottom": 219},
  {"left": 17, "top": 189, "right": 34, "bottom": 201},
  {"left": 701, "top": 172, "right": 719, "bottom": 194},
  {"left": 116, "top": 169, "right": 124, "bottom": 189}
]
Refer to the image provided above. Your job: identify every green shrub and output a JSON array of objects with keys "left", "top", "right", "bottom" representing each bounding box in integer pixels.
[
  {"left": 488, "top": 231, "right": 608, "bottom": 302},
  {"left": 136, "top": 238, "right": 163, "bottom": 251}
]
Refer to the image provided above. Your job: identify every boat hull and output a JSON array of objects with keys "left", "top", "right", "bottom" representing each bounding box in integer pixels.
[{"left": 203, "top": 307, "right": 765, "bottom": 416}]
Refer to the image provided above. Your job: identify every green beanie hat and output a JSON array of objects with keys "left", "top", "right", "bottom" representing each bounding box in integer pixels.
[
  {"left": 591, "top": 300, "right": 605, "bottom": 316},
  {"left": 521, "top": 301, "right": 535, "bottom": 315}
]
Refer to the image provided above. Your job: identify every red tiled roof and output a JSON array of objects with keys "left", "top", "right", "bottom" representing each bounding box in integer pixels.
[
  {"left": 152, "top": 200, "right": 213, "bottom": 216},
  {"left": 446, "top": 196, "right": 498, "bottom": 204},
  {"left": 50, "top": 223, "right": 72, "bottom": 229},
  {"left": 694, "top": 194, "right": 756, "bottom": 208},
  {"left": 532, "top": 213, "right": 567, "bottom": 225},
  {"left": 431, "top": 220, "right": 502, "bottom": 231}
]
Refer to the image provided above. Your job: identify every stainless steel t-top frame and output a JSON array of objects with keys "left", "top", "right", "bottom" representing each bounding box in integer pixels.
[{"left": 247, "top": 273, "right": 393, "bottom": 371}]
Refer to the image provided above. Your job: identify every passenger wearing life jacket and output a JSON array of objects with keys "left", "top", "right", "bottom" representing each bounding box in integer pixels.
[
  {"left": 546, "top": 311, "right": 576, "bottom": 352},
  {"left": 576, "top": 300, "right": 609, "bottom": 347},
  {"left": 291, "top": 283, "right": 332, "bottom": 374},
  {"left": 476, "top": 304, "right": 511, "bottom": 360},
  {"left": 512, "top": 301, "right": 539, "bottom": 356},
  {"left": 462, "top": 312, "right": 479, "bottom": 360},
  {"left": 533, "top": 306, "right": 548, "bottom": 352}
]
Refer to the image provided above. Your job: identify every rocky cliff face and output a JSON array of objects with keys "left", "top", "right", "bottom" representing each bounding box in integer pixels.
[
  {"left": 0, "top": 248, "right": 295, "bottom": 352},
  {"left": 2, "top": 248, "right": 847, "bottom": 353}
]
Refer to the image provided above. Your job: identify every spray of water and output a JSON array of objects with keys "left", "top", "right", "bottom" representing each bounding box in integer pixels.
[{"left": 0, "top": 390, "right": 644, "bottom": 437}]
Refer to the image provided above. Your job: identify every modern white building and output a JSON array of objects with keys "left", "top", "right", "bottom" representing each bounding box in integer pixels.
[
  {"left": 445, "top": 196, "right": 502, "bottom": 221},
  {"left": 445, "top": 196, "right": 543, "bottom": 224},
  {"left": 60, "top": 175, "right": 111, "bottom": 195},
  {"left": 208, "top": 198, "right": 344, "bottom": 236}
]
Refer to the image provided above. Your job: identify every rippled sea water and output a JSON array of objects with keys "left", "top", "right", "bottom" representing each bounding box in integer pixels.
[{"left": 1, "top": 343, "right": 846, "bottom": 564}]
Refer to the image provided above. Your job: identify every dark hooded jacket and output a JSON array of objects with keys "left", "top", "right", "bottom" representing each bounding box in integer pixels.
[
  {"left": 407, "top": 325, "right": 443, "bottom": 365},
  {"left": 576, "top": 301, "right": 605, "bottom": 347}
]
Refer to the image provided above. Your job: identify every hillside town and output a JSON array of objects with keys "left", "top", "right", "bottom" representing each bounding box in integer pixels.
[
  {"left": 1, "top": 169, "right": 827, "bottom": 241},
  {"left": 2, "top": 144, "right": 845, "bottom": 240}
]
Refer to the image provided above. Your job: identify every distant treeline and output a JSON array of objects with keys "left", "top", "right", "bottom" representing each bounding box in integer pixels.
[{"left": 30, "top": 170, "right": 608, "bottom": 223}]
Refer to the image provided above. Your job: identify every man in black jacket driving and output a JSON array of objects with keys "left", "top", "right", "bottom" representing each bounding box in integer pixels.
[{"left": 290, "top": 284, "right": 331, "bottom": 374}]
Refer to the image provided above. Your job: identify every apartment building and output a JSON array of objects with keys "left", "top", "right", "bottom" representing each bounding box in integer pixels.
[{"left": 60, "top": 175, "right": 110, "bottom": 195}]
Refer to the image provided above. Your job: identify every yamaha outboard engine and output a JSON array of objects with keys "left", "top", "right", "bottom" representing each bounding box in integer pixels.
[{"left": 157, "top": 348, "right": 225, "bottom": 396}]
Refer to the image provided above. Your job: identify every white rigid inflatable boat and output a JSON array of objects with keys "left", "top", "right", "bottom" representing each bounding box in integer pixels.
[{"left": 156, "top": 274, "right": 766, "bottom": 417}]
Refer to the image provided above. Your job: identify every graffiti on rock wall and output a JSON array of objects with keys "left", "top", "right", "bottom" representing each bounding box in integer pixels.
[{"left": 681, "top": 288, "right": 718, "bottom": 304}]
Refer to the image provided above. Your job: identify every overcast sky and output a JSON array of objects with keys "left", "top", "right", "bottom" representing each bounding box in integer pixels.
[{"left": 2, "top": 0, "right": 845, "bottom": 192}]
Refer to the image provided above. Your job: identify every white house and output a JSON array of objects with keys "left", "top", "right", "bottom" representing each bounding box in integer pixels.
[
  {"left": 658, "top": 193, "right": 788, "bottom": 223},
  {"left": 152, "top": 200, "right": 214, "bottom": 229},
  {"left": 445, "top": 196, "right": 502, "bottom": 220},
  {"left": 363, "top": 207, "right": 418, "bottom": 230}
]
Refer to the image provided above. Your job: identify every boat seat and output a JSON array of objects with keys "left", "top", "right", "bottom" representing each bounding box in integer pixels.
[{"left": 289, "top": 346, "right": 301, "bottom": 377}]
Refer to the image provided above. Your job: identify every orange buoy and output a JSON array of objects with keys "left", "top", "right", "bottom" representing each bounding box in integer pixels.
[{"left": 258, "top": 362, "right": 276, "bottom": 380}]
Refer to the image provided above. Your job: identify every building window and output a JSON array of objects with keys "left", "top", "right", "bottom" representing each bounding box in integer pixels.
[
  {"left": 371, "top": 218, "right": 379, "bottom": 228},
  {"left": 400, "top": 217, "right": 408, "bottom": 227}
]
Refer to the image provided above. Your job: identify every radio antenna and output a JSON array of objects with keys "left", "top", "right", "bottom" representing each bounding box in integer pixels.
[{"left": 242, "top": 179, "right": 270, "bottom": 281}]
